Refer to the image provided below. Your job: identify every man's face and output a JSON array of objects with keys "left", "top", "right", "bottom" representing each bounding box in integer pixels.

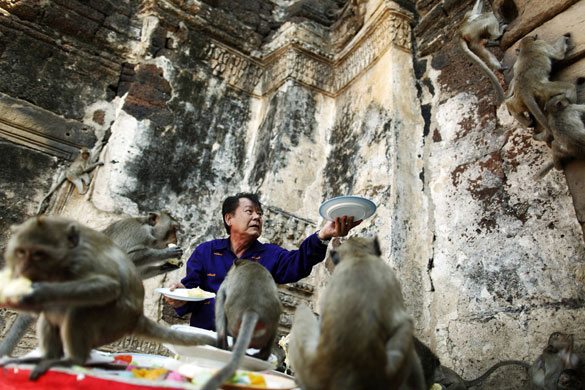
[{"left": 225, "top": 198, "right": 263, "bottom": 239}]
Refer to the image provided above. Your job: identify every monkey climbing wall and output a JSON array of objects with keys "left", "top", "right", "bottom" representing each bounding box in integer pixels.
[{"left": 0, "top": 0, "right": 585, "bottom": 388}]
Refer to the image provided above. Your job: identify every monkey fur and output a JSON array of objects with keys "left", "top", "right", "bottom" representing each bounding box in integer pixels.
[
  {"left": 288, "top": 237, "right": 425, "bottom": 390},
  {"left": 37, "top": 147, "right": 104, "bottom": 214},
  {"left": 505, "top": 34, "right": 577, "bottom": 142},
  {"left": 0, "top": 210, "right": 184, "bottom": 358},
  {"left": 102, "top": 210, "right": 184, "bottom": 278},
  {"left": 459, "top": 0, "right": 507, "bottom": 105},
  {"left": 0, "top": 216, "right": 215, "bottom": 380},
  {"left": 535, "top": 95, "right": 585, "bottom": 178},
  {"left": 201, "top": 259, "right": 282, "bottom": 390},
  {"left": 529, "top": 332, "right": 580, "bottom": 390}
]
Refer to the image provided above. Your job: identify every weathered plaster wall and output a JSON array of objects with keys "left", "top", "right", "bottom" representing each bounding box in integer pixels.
[
  {"left": 2, "top": 0, "right": 585, "bottom": 388},
  {"left": 415, "top": 0, "right": 585, "bottom": 387}
]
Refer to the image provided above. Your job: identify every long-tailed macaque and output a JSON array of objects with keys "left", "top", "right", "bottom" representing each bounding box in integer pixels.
[
  {"left": 414, "top": 337, "right": 529, "bottom": 389},
  {"left": 505, "top": 34, "right": 576, "bottom": 141},
  {"left": 289, "top": 237, "right": 425, "bottom": 390},
  {"left": 535, "top": 95, "right": 585, "bottom": 178},
  {"left": 0, "top": 216, "right": 215, "bottom": 380},
  {"left": 37, "top": 147, "right": 104, "bottom": 214},
  {"left": 0, "top": 210, "right": 184, "bottom": 358},
  {"left": 201, "top": 259, "right": 282, "bottom": 390},
  {"left": 102, "top": 210, "right": 184, "bottom": 278},
  {"left": 459, "top": 0, "right": 507, "bottom": 105},
  {"left": 529, "top": 332, "right": 580, "bottom": 390}
]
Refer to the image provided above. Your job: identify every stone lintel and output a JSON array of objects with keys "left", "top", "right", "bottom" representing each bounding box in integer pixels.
[{"left": 0, "top": 93, "right": 95, "bottom": 160}]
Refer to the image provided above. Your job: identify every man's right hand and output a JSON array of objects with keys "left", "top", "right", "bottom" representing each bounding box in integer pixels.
[{"left": 164, "top": 282, "right": 187, "bottom": 308}]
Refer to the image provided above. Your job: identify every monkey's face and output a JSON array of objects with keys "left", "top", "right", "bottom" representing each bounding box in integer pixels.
[
  {"left": 152, "top": 212, "right": 180, "bottom": 247},
  {"left": 6, "top": 217, "right": 78, "bottom": 281},
  {"left": 225, "top": 198, "right": 263, "bottom": 239}
]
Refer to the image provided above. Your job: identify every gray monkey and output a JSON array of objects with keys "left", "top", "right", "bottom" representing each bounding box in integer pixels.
[{"left": 0, "top": 215, "right": 215, "bottom": 380}]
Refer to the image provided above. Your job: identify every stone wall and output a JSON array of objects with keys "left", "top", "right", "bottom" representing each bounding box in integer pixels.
[
  {"left": 415, "top": 0, "right": 585, "bottom": 387},
  {"left": 1, "top": 0, "right": 585, "bottom": 388}
]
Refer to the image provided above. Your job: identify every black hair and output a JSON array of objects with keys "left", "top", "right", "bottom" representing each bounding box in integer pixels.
[{"left": 222, "top": 193, "right": 262, "bottom": 235}]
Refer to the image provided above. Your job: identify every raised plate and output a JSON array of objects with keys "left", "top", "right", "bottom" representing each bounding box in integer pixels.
[{"left": 319, "top": 196, "right": 376, "bottom": 222}]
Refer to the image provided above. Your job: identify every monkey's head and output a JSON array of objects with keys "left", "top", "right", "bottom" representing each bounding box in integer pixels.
[
  {"left": 149, "top": 211, "right": 181, "bottom": 247},
  {"left": 5, "top": 216, "right": 81, "bottom": 281},
  {"left": 547, "top": 332, "right": 573, "bottom": 352},
  {"left": 329, "top": 237, "right": 382, "bottom": 265},
  {"left": 517, "top": 35, "right": 539, "bottom": 53},
  {"left": 79, "top": 147, "right": 90, "bottom": 161},
  {"left": 545, "top": 94, "right": 570, "bottom": 115}
]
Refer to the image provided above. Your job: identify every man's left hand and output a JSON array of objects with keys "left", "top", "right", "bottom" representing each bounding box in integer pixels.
[{"left": 318, "top": 216, "right": 362, "bottom": 240}]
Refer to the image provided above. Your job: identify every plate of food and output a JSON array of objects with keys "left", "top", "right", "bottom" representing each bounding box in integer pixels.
[
  {"left": 178, "top": 365, "right": 297, "bottom": 390},
  {"left": 318, "top": 196, "right": 376, "bottom": 222},
  {"left": 155, "top": 286, "right": 215, "bottom": 301}
]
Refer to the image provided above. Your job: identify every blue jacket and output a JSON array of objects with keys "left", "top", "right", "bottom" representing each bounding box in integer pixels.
[{"left": 174, "top": 233, "right": 327, "bottom": 330}]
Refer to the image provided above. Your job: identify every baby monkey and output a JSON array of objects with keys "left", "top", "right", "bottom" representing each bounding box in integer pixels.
[
  {"left": 289, "top": 237, "right": 425, "bottom": 390},
  {"left": 535, "top": 94, "right": 585, "bottom": 178},
  {"left": 37, "top": 147, "right": 103, "bottom": 214},
  {"left": 201, "top": 259, "right": 282, "bottom": 390},
  {"left": 0, "top": 216, "right": 215, "bottom": 380},
  {"left": 459, "top": 0, "right": 507, "bottom": 105},
  {"left": 529, "top": 332, "right": 580, "bottom": 390}
]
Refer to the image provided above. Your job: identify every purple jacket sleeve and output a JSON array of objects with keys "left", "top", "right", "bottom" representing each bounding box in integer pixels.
[
  {"left": 173, "top": 246, "right": 205, "bottom": 317},
  {"left": 269, "top": 233, "right": 328, "bottom": 284}
]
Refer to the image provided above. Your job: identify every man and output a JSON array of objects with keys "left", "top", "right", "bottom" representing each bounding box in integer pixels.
[{"left": 164, "top": 193, "right": 360, "bottom": 330}]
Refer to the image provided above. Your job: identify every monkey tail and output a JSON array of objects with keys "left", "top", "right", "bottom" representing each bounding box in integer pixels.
[
  {"left": 132, "top": 316, "right": 216, "bottom": 346},
  {"left": 464, "top": 360, "right": 530, "bottom": 387},
  {"left": 201, "top": 311, "right": 259, "bottom": 390},
  {"left": 459, "top": 38, "right": 505, "bottom": 106},
  {"left": 0, "top": 314, "right": 35, "bottom": 357},
  {"left": 533, "top": 162, "right": 555, "bottom": 180}
]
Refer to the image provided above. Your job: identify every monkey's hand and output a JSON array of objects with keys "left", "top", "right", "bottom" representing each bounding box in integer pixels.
[{"left": 164, "top": 245, "right": 183, "bottom": 259}]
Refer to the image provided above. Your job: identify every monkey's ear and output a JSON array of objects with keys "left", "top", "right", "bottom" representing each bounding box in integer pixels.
[
  {"left": 373, "top": 236, "right": 382, "bottom": 256},
  {"left": 148, "top": 212, "right": 159, "bottom": 226},
  {"left": 330, "top": 250, "right": 340, "bottom": 265},
  {"left": 66, "top": 223, "right": 80, "bottom": 248}
]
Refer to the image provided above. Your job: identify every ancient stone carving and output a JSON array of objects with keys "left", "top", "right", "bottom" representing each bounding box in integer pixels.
[{"left": 201, "top": 1, "right": 413, "bottom": 97}]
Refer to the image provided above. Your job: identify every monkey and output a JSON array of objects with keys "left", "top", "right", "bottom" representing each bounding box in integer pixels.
[
  {"left": 505, "top": 34, "right": 577, "bottom": 142},
  {"left": 414, "top": 337, "right": 530, "bottom": 389},
  {"left": 0, "top": 211, "right": 184, "bottom": 358},
  {"left": 528, "top": 332, "right": 580, "bottom": 390},
  {"left": 459, "top": 0, "right": 507, "bottom": 105},
  {"left": 37, "top": 147, "right": 104, "bottom": 214},
  {"left": 200, "top": 259, "right": 282, "bottom": 390},
  {"left": 288, "top": 237, "right": 426, "bottom": 390},
  {"left": 534, "top": 95, "right": 585, "bottom": 178},
  {"left": 0, "top": 215, "right": 216, "bottom": 380},
  {"left": 557, "top": 369, "right": 583, "bottom": 390},
  {"left": 102, "top": 210, "right": 184, "bottom": 279}
]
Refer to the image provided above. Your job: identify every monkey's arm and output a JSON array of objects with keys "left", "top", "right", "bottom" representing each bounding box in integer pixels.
[
  {"left": 384, "top": 317, "right": 415, "bottom": 377},
  {"left": 289, "top": 304, "right": 319, "bottom": 375},
  {"left": 13, "top": 276, "right": 121, "bottom": 309},
  {"left": 127, "top": 245, "right": 183, "bottom": 267},
  {"left": 83, "top": 161, "right": 104, "bottom": 173}
]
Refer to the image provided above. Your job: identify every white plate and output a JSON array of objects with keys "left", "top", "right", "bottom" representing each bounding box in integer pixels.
[
  {"left": 319, "top": 196, "right": 376, "bottom": 222},
  {"left": 155, "top": 287, "right": 215, "bottom": 301},
  {"left": 164, "top": 325, "right": 274, "bottom": 372}
]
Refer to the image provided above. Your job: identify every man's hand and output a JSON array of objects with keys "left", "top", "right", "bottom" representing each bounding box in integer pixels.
[
  {"left": 164, "top": 282, "right": 187, "bottom": 308},
  {"left": 318, "top": 216, "right": 362, "bottom": 240}
]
